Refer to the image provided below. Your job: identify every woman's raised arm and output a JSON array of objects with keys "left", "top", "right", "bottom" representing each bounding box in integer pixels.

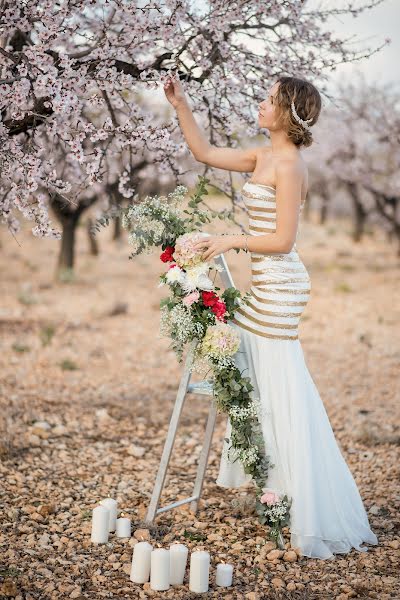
[{"left": 164, "top": 76, "right": 259, "bottom": 173}]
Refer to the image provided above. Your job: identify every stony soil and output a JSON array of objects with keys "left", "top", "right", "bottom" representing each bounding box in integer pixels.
[{"left": 1, "top": 198, "right": 399, "bottom": 599}]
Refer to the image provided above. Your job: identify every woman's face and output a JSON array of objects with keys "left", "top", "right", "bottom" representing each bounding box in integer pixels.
[{"left": 258, "top": 82, "right": 280, "bottom": 130}]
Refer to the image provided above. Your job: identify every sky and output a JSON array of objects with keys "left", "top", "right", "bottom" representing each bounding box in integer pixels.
[{"left": 309, "top": 0, "right": 398, "bottom": 92}]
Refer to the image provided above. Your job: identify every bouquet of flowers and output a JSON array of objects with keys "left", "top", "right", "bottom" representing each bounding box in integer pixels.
[{"left": 118, "top": 176, "right": 291, "bottom": 547}]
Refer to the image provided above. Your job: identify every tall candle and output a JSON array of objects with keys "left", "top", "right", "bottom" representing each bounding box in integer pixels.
[
  {"left": 91, "top": 505, "right": 109, "bottom": 544},
  {"left": 189, "top": 550, "right": 210, "bottom": 593},
  {"left": 116, "top": 516, "right": 131, "bottom": 538},
  {"left": 150, "top": 548, "right": 170, "bottom": 591},
  {"left": 216, "top": 563, "right": 233, "bottom": 587},
  {"left": 130, "top": 541, "right": 153, "bottom": 583},
  {"left": 99, "top": 497, "right": 117, "bottom": 532},
  {"left": 169, "top": 543, "right": 188, "bottom": 585}
]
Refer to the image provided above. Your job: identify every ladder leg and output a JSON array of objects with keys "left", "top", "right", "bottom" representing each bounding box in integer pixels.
[
  {"left": 189, "top": 402, "right": 217, "bottom": 514},
  {"left": 145, "top": 340, "right": 197, "bottom": 524}
]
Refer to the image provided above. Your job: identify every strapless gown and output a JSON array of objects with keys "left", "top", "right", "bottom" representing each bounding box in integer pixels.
[{"left": 216, "top": 181, "right": 378, "bottom": 559}]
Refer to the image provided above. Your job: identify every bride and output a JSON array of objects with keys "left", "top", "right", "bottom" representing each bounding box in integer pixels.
[{"left": 163, "top": 74, "right": 378, "bottom": 560}]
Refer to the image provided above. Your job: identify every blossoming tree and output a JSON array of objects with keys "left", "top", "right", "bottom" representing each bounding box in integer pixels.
[
  {"left": 306, "top": 75, "right": 400, "bottom": 251},
  {"left": 1, "top": 0, "right": 388, "bottom": 265}
]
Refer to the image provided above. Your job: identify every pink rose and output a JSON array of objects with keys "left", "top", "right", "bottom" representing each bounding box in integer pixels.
[
  {"left": 182, "top": 290, "right": 200, "bottom": 306},
  {"left": 260, "top": 491, "right": 280, "bottom": 505}
]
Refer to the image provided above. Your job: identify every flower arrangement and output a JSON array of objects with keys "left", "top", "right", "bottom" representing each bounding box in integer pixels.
[{"left": 118, "top": 176, "right": 291, "bottom": 547}]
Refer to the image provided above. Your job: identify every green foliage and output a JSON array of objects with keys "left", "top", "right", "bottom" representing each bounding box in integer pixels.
[
  {"left": 183, "top": 529, "right": 207, "bottom": 542},
  {"left": 58, "top": 267, "right": 75, "bottom": 283},
  {"left": 12, "top": 343, "right": 30, "bottom": 353},
  {"left": 59, "top": 359, "right": 79, "bottom": 371},
  {"left": 40, "top": 324, "right": 56, "bottom": 346}
]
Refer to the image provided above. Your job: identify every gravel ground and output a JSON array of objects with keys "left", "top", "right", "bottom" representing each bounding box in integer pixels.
[{"left": 1, "top": 200, "right": 399, "bottom": 599}]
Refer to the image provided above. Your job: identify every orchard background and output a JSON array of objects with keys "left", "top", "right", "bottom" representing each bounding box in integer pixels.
[{"left": 1, "top": 1, "right": 399, "bottom": 599}]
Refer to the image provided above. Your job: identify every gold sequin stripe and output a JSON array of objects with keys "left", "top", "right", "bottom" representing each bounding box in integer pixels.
[
  {"left": 245, "top": 300, "right": 303, "bottom": 319},
  {"left": 251, "top": 257, "right": 301, "bottom": 264},
  {"left": 251, "top": 267, "right": 307, "bottom": 275},
  {"left": 246, "top": 182, "right": 276, "bottom": 191},
  {"left": 242, "top": 190, "right": 275, "bottom": 201},
  {"left": 249, "top": 225, "right": 276, "bottom": 233},
  {"left": 231, "top": 317, "right": 299, "bottom": 340},
  {"left": 253, "top": 277, "right": 311, "bottom": 285},
  {"left": 247, "top": 205, "right": 276, "bottom": 213},
  {"left": 249, "top": 215, "right": 276, "bottom": 223},
  {"left": 236, "top": 307, "right": 299, "bottom": 329},
  {"left": 250, "top": 289, "right": 308, "bottom": 306},
  {"left": 251, "top": 254, "right": 300, "bottom": 262},
  {"left": 252, "top": 285, "right": 311, "bottom": 295}
]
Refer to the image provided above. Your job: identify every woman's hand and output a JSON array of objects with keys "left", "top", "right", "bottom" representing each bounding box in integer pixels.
[
  {"left": 163, "top": 75, "right": 187, "bottom": 109},
  {"left": 192, "top": 234, "right": 235, "bottom": 262}
]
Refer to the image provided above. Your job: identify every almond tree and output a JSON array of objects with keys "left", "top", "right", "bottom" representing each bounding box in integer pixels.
[
  {"left": 308, "top": 75, "right": 400, "bottom": 251},
  {"left": 0, "top": 0, "right": 388, "bottom": 263}
]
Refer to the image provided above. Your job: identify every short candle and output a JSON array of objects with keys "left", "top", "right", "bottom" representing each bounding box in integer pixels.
[
  {"left": 150, "top": 548, "right": 170, "bottom": 591},
  {"left": 99, "top": 497, "right": 118, "bottom": 532},
  {"left": 169, "top": 543, "right": 188, "bottom": 585},
  {"left": 130, "top": 541, "right": 153, "bottom": 583},
  {"left": 116, "top": 516, "right": 131, "bottom": 538},
  {"left": 189, "top": 550, "right": 210, "bottom": 593},
  {"left": 90, "top": 505, "right": 109, "bottom": 544},
  {"left": 216, "top": 562, "right": 233, "bottom": 587}
]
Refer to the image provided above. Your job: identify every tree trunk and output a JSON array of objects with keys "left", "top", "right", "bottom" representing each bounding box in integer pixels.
[
  {"left": 87, "top": 218, "right": 99, "bottom": 255},
  {"left": 319, "top": 192, "right": 329, "bottom": 225},
  {"left": 352, "top": 197, "right": 367, "bottom": 242},
  {"left": 346, "top": 182, "right": 367, "bottom": 243},
  {"left": 113, "top": 215, "right": 122, "bottom": 240},
  {"left": 58, "top": 216, "right": 79, "bottom": 272}
]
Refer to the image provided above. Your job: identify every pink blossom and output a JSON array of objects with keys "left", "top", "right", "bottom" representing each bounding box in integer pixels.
[
  {"left": 260, "top": 491, "right": 280, "bottom": 506},
  {"left": 182, "top": 290, "right": 200, "bottom": 306}
]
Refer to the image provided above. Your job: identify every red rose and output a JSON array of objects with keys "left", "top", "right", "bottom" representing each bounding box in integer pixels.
[
  {"left": 168, "top": 263, "right": 178, "bottom": 269},
  {"left": 211, "top": 300, "right": 227, "bottom": 320},
  {"left": 160, "top": 246, "right": 175, "bottom": 263},
  {"left": 201, "top": 290, "right": 219, "bottom": 307}
]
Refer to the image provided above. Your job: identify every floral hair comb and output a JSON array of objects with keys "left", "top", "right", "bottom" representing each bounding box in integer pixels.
[{"left": 291, "top": 100, "right": 313, "bottom": 130}]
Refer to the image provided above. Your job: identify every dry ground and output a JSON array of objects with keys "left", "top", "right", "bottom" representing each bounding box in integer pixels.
[{"left": 1, "top": 195, "right": 399, "bottom": 600}]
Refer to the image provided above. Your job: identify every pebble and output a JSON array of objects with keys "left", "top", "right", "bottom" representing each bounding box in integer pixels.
[
  {"left": 133, "top": 528, "right": 150, "bottom": 541},
  {"left": 266, "top": 549, "right": 284, "bottom": 561},
  {"left": 271, "top": 577, "right": 285, "bottom": 588},
  {"left": 283, "top": 550, "right": 298, "bottom": 562},
  {"left": 127, "top": 444, "right": 146, "bottom": 457}
]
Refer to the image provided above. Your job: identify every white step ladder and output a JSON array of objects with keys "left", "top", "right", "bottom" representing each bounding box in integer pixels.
[{"left": 145, "top": 252, "right": 235, "bottom": 524}]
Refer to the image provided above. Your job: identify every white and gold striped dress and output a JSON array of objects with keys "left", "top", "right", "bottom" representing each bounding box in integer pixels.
[
  {"left": 231, "top": 181, "right": 311, "bottom": 340},
  {"left": 217, "top": 181, "right": 378, "bottom": 560}
]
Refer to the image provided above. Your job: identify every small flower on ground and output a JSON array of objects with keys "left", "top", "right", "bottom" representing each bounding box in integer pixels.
[{"left": 261, "top": 491, "right": 281, "bottom": 505}]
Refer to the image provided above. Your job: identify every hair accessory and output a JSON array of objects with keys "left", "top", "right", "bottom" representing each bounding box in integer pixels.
[{"left": 290, "top": 100, "right": 313, "bottom": 130}]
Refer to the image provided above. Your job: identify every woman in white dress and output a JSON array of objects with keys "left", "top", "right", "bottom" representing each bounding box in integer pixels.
[{"left": 164, "top": 74, "right": 378, "bottom": 560}]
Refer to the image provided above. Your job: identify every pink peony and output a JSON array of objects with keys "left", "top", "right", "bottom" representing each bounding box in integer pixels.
[
  {"left": 182, "top": 290, "right": 200, "bottom": 306},
  {"left": 260, "top": 491, "right": 280, "bottom": 506}
]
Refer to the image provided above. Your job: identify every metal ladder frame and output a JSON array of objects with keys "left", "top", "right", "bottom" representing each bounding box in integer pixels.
[{"left": 145, "top": 252, "right": 235, "bottom": 524}]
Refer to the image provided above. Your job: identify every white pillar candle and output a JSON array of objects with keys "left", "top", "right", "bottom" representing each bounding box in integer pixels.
[
  {"left": 99, "top": 497, "right": 117, "bottom": 532},
  {"left": 189, "top": 550, "right": 210, "bottom": 593},
  {"left": 116, "top": 516, "right": 131, "bottom": 538},
  {"left": 130, "top": 541, "right": 153, "bottom": 583},
  {"left": 91, "top": 505, "right": 109, "bottom": 544},
  {"left": 216, "top": 563, "right": 233, "bottom": 587},
  {"left": 150, "top": 548, "right": 170, "bottom": 591},
  {"left": 169, "top": 543, "right": 188, "bottom": 585}
]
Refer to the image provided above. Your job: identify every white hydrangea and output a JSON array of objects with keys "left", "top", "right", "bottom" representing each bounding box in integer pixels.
[{"left": 166, "top": 266, "right": 185, "bottom": 285}]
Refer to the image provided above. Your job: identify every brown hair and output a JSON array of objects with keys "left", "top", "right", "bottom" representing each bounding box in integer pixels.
[{"left": 274, "top": 76, "right": 322, "bottom": 148}]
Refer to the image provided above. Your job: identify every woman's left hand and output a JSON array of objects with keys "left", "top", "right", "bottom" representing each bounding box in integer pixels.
[{"left": 192, "top": 234, "right": 234, "bottom": 262}]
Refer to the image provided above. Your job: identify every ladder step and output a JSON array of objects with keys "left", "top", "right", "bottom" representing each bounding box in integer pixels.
[
  {"left": 156, "top": 495, "right": 199, "bottom": 515},
  {"left": 187, "top": 381, "right": 214, "bottom": 396}
]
